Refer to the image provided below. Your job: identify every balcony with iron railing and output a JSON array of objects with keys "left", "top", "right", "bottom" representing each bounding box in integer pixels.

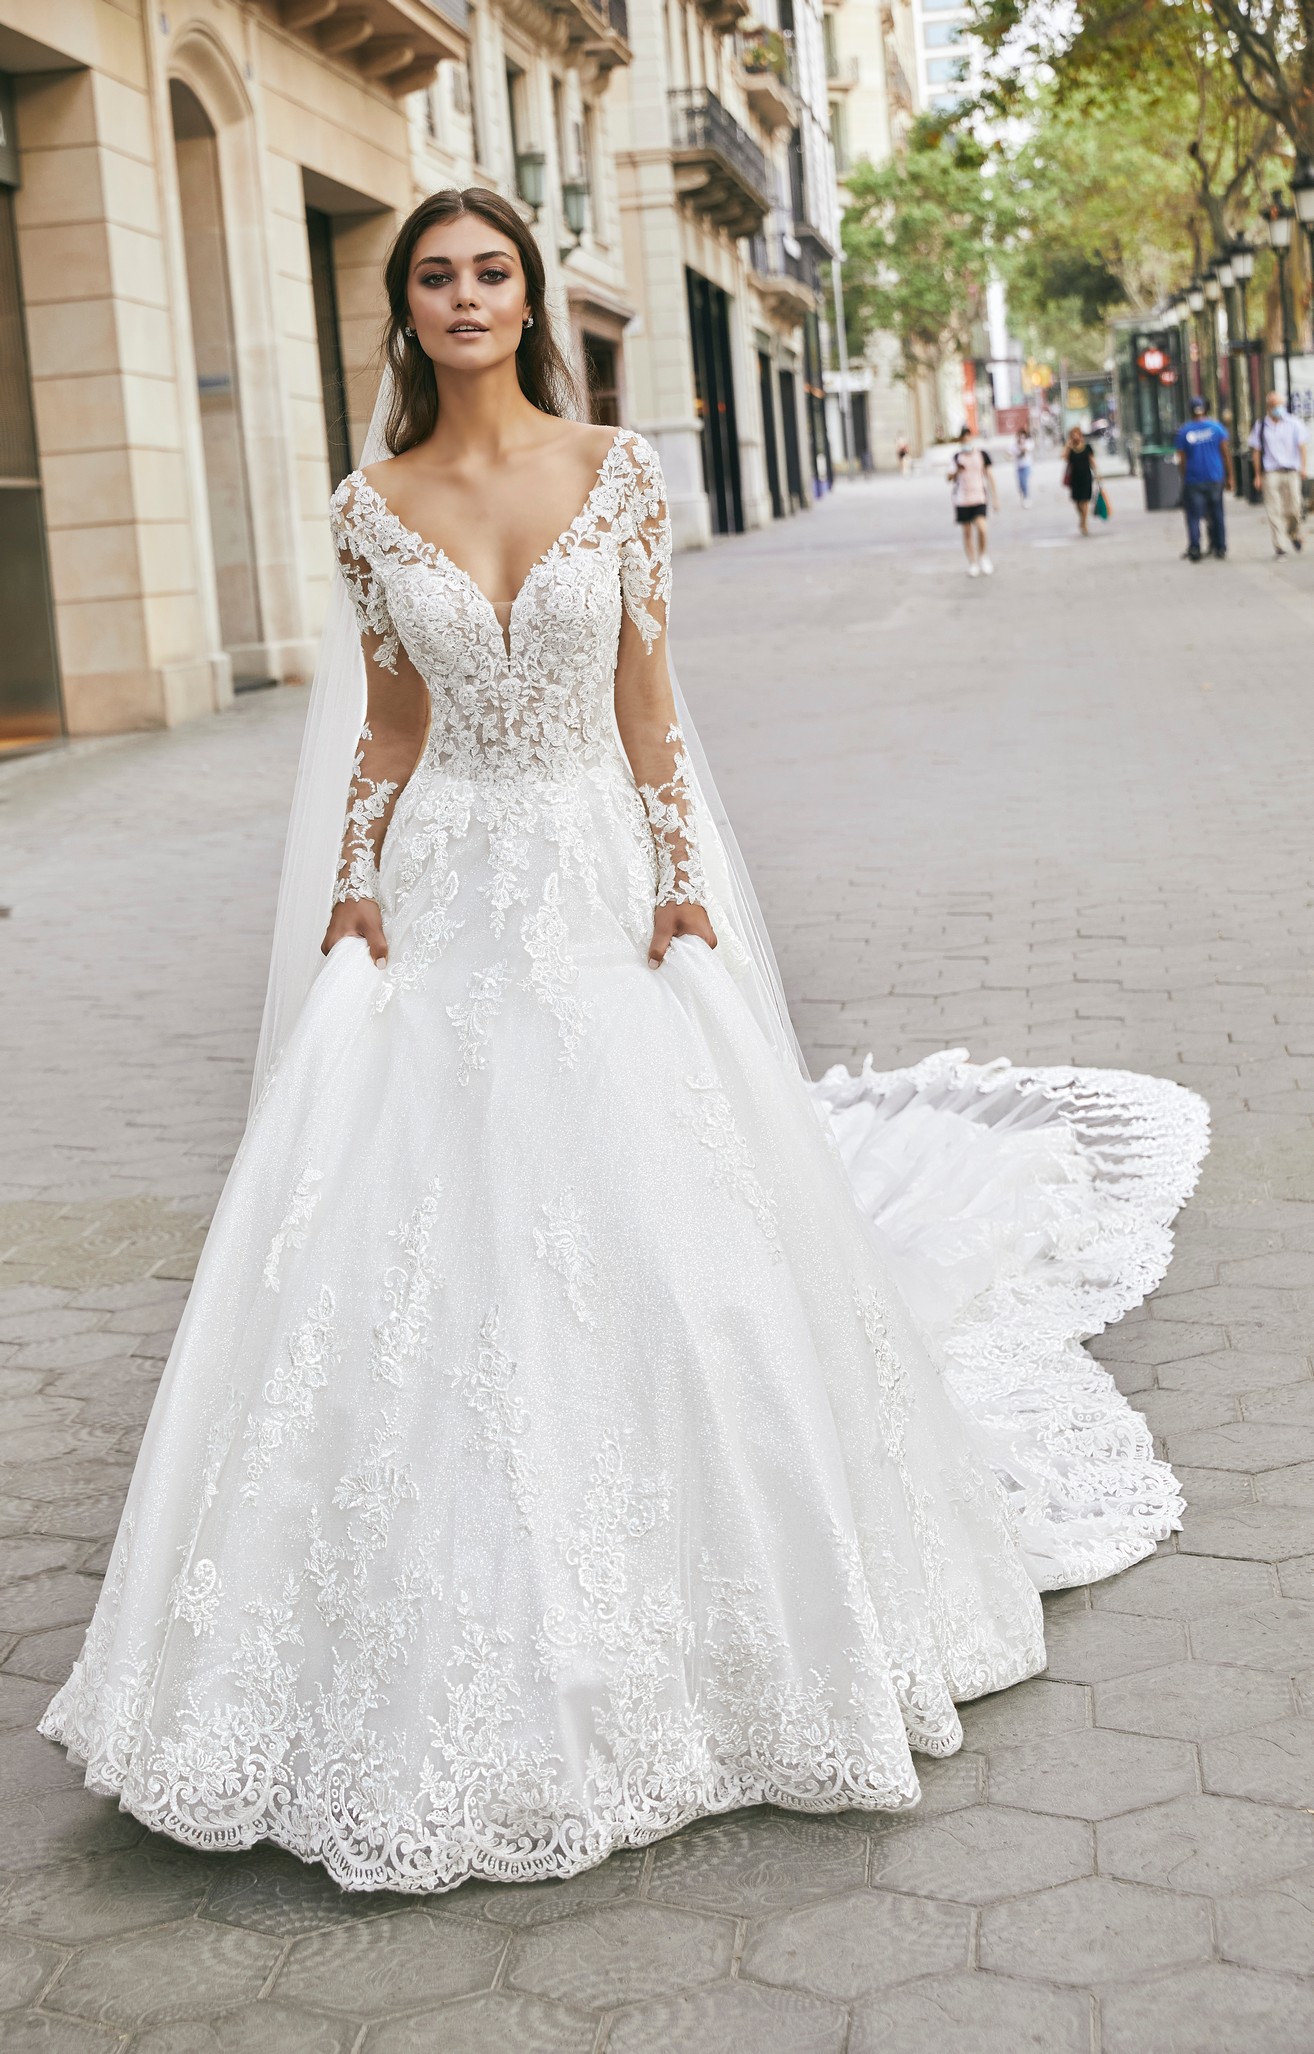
[
  {"left": 748, "top": 228, "right": 821, "bottom": 319},
  {"left": 273, "top": 0, "right": 467, "bottom": 95},
  {"left": 669, "top": 86, "right": 771, "bottom": 238},
  {"left": 540, "top": 0, "right": 631, "bottom": 69},
  {"left": 738, "top": 27, "right": 798, "bottom": 131}
]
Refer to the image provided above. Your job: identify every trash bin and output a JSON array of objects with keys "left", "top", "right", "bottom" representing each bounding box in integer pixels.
[{"left": 1141, "top": 446, "right": 1182, "bottom": 511}]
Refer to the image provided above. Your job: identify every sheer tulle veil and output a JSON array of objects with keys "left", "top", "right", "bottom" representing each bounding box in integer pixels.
[{"left": 248, "top": 368, "right": 805, "bottom": 1114}]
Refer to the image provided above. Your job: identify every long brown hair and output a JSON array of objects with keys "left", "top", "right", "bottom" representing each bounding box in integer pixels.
[{"left": 381, "top": 188, "right": 579, "bottom": 454}]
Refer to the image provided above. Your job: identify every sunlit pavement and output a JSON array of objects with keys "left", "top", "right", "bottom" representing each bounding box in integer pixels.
[{"left": 2, "top": 458, "right": 1313, "bottom": 2051}]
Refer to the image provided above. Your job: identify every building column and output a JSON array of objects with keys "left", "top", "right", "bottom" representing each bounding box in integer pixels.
[{"left": 15, "top": 64, "right": 230, "bottom": 734}]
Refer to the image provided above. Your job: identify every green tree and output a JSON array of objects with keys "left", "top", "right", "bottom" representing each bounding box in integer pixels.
[{"left": 841, "top": 122, "right": 1003, "bottom": 432}]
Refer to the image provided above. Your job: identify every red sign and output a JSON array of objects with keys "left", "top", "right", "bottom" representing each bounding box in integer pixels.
[
  {"left": 1138, "top": 348, "right": 1168, "bottom": 374},
  {"left": 1158, "top": 369, "right": 1178, "bottom": 385}
]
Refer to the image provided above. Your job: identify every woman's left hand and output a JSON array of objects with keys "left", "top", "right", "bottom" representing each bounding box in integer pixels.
[{"left": 649, "top": 902, "right": 717, "bottom": 966}]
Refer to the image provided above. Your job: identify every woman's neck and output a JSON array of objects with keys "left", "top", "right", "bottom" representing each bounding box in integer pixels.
[{"left": 426, "top": 360, "right": 546, "bottom": 466}]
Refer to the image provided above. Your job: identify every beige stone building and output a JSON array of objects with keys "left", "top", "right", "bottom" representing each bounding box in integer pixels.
[
  {"left": 611, "top": 0, "right": 840, "bottom": 547},
  {"left": 0, "top": 0, "right": 638, "bottom": 747}
]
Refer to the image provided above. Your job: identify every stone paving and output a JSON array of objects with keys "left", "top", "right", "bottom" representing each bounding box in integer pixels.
[{"left": 2, "top": 456, "right": 1313, "bottom": 2051}]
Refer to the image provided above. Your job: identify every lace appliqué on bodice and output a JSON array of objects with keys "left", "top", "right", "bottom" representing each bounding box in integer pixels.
[{"left": 326, "top": 430, "right": 703, "bottom": 924}]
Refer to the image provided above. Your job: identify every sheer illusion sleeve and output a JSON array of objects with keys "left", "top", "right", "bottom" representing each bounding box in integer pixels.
[
  {"left": 614, "top": 435, "right": 707, "bottom": 911},
  {"left": 327, "top": 477, "right": 420, "bottom": 909}
]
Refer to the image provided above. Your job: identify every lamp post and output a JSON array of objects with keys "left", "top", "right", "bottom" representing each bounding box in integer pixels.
[
  {"left": 1267, "top": 196, "right": 1295, "bottom": 398},
  {"left": 1292, "top": 161, "right": 1314, "bottom": 363},
  {"left": 1229, "top": 235, "right": 1256, "bottom": 486},
  {"left": 1189, "top": 279, "right": 1206, "bottom": 403},
  {"left": 1204, "top": 268, "right": 1222, "bottom": 414}
]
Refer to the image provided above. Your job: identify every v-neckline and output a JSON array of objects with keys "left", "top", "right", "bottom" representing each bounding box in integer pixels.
[{"left": 350, "top": 428, "right": 626, "bottom": 658}]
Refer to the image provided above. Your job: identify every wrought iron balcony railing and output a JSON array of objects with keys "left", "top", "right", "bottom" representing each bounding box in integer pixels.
[{"left": 669, "top": 86, "right": 770, "bottom": 237}]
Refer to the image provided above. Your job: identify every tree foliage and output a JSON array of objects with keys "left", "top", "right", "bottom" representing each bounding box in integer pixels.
[{"left": 840, "top": 120, "right": 1002, "bottom": 405}]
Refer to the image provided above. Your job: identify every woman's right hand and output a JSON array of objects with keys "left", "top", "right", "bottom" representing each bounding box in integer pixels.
[{"left": 322, "top": 898, "right": 388, "bottom": 963}]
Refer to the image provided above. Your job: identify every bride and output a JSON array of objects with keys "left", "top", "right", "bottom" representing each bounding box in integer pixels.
[{"left": 39, "top": 188, "right": 1207, "bottom": 1894}]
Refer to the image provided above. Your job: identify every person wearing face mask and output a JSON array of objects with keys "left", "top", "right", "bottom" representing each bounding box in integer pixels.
[{"left": 1249, "top": 392, "right": 1308, "bottom": 558}]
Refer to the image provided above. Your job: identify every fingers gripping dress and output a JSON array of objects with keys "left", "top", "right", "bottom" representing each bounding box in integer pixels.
[{"left": 39, "top": 429, "right": 1206, "bottom": 1892}]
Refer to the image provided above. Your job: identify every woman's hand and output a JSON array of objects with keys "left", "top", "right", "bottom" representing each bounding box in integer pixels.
[
  {"left": 649, "top": 902, "right": 717, "bottom": 967},
  {"left": 322, "top": 898, "right": 388, "bottom": 963}
]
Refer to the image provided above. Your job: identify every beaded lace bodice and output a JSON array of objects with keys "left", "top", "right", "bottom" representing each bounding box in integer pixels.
[{"left": 328, "top": 428, "right": 705, "bottom": 912}]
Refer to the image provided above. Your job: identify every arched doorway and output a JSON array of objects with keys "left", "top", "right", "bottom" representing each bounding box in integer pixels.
[{"left": 169, "top": 79, "right": 265, "bottom": 686}]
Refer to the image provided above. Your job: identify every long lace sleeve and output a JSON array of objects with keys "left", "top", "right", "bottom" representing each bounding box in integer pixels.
[
  {"left": 328, "top": 477, "right": 423, "bottom": 911},
  {"left": 615, "top": 435, "right": 707, "bottom": 911}
]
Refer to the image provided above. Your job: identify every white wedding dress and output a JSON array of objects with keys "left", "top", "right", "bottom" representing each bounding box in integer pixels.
[{"left": 40, "top": 429, "right": 1207, "bottom": 1893}]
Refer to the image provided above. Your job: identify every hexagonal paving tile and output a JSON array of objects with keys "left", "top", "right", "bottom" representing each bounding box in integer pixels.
[
  {"left": 0, "top": 1841, "right": 211, "bottom": 1942},
  {"left": 1243, "top": 1382, "right": 1314, "bottom": 1425},
  {"left": 867, "top": 1805, "right": 1092, "bottom": 1904},
  {"left": 200, "top": 1846, "right": 390, "bottom": 1939},
  {"left": 1179, "top": 1503, "right": 1314, "bottom": 1560},
  {"left": 131, "top": 2004, "right": 359, "bottom": 2052},
  {"left": 1098, "top": 1792, "right": 1314, "bottom": 1896},
  {"left": 979, "top": 1875, "right": 1211, "bottom": 1985},
  {"left": 1039, "top": 1610, "right": 1187, "bottom": 1683},
  {"left": 1101, "top": 1961, "right": 1314, "bottom": 2053},
  {"left": 48, "top": 1919, "right": 282, "bottom": 2027},
  {"left": 0, "top": 1933, "right": 60, "bottom": 2011},
  {"left": 474, "top": 1847, "right": 646, "bottom": 1927},
  {"left": 1168, "top": 1422, "right": 1314, "bottom": 1471},
  {"left": 740, "top": 1890, "right": 970, "bottom": 2000},
  {"left": 905, "top": 1752, "right": 985, "bottom": 1815},
  {"left": 1256, "top": 1462, "right": 1314, "bottom": 1507},
  {"left": 1091, "top": 1552, "right": 1275, "bottom": 1619},
  {"left": 0, "top": 1729, "right": 94, "bottom": 1808},
  {"left": 986, "top": 1725, "right": 1197, "bottom": 1819},
  {"left": 607, "top": 1980, "right": 846, "bottom": 2054},
  {"left": 0, "top": 2015, "right": 121, "bottom": 2051},
  {"left": 647, "top": 1812, "right": 865, "bottom": 1915},
  {"left": 364, "top": 1990, "right": 597, "bottom": 2054},
  {"left": 509, "top": 1903, "right": 732, "bottom": 2010},
  {"left": 850, "top": 1971, "right": 1093, "bottom": 2054},
  {"left": 1156, "top": 1350, "right": 1311, "bottom": 1394},
  {"left": 0, "top": 1674, "right": 57, "bottom": 1735},
  {"left": 0, "top": 1785, "right": 147, "bottom": 1874},
  {"left": 956, "top": 1679, "right": 1088, "bottom": 1751},
  {"left": 1278, "top": 1555, "right": 1314, "bottom": 1599},
  {"left": 1202, "top": 1715, "right": 1314, "bottom": 1806},
  {"left": 1216, "top": 1864, "right": 1314, "bottom": 1977},
  {"left": 1093, "top": 1660, "right": 1294, "bottom": 1741},
  {"left": 1190, "top": 1597, "right": 1314, "bottom": 1671},
  {"left": 5, "top": 1625, "right": 88, "bottom": 1686},
  {"left": 275, "top": 1909, "right": 505, "bottom": 2016}
]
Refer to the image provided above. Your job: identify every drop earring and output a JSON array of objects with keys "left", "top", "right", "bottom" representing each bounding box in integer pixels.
[{"left": 523, "top": 313, "right": 534, "bottom": 329}]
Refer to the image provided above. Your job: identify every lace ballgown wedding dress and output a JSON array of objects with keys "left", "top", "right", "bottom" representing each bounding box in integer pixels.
[{"left": 40, "top": 429, "right": 1207, "bottom": 1892}]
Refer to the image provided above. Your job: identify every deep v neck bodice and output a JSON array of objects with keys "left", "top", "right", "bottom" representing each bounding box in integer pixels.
[
  {"left": 330, "top": 425, "right": 662, "bottom": 787},
  {"left": 343, "top": 430, "right": 626, "bottom": 662}
]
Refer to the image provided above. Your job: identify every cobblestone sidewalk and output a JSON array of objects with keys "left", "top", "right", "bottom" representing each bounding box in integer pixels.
[{"left": 2, "top": 464, "right": 1313, "bottom": 2052}]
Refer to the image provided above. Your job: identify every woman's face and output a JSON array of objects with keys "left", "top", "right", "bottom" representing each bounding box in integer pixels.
[{"left": 405, "top": 213, "right": 531, "bottom": 376}]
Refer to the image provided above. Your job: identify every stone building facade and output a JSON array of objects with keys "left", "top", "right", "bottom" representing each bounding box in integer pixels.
[{"left": 1, "top": 0, "right": 839, "bottom": 744}]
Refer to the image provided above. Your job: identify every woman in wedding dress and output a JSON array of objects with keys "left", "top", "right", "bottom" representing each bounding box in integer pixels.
[{"left": 40, "top": 190, "right": 1208, "bottom": 1894}]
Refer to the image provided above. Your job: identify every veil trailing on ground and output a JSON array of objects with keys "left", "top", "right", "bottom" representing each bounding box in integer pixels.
[{"left": 248, "top": 369, "right": 806, "bottom": 1115}]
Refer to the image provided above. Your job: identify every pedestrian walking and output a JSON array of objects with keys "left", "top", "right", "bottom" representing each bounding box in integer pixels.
[
  {"left": 1174, "top": 396, "right": 1232, "bottom": 562},
  {"left": 896, "top": 437, "right": 911, "bottom": 475},
  {"left": 948, "top": 425, "right": 1000, "bottom": 577},
  {"left": 1062, "top": 426, "right": 1100, "bottom": 535},
  {"left": 1014, "top": 427, "right": 1034, "bottom": 506},
  {"left": 1249, "top": 391, "right": 1307, "bottom": 557}
]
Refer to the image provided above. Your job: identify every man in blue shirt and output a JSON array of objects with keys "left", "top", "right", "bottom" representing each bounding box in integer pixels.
[{"left": 1174, "top": 398, "right": 1233, "bottom": 561}]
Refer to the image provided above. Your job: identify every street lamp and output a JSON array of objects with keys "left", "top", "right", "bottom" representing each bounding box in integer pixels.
[
  {"left": 1266, "top": 195, "right": 1295, "bottom": 396},
  {"left": 559, "top": 177, "right": 589, "bottom": 261},
  {"left": 1203, "top": 270, "right": 1222, "bottom": 414},
  {"left": 1188, "top": 280, "right": 1206, "bottom": 403},
  {"left": 1228, "top": 235, "right": 1256, "bottom": 487}
]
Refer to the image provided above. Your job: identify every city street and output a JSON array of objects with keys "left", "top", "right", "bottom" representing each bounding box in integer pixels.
[{"left": 3, "top": 454, "right": 1314, "bottom": 2051}]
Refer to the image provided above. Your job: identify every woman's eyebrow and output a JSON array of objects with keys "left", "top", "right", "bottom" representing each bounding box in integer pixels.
[{"left": 413, "top": 249, "right": 514, "bottom": 267}]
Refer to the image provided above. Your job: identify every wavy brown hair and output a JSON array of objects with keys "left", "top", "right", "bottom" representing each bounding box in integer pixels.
[{"left": 381, "top": 188, "right": 579, "bottom": 454}]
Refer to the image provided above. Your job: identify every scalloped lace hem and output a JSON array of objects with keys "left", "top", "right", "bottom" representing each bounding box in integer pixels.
[{"left": 814, "top": 1050, "right": 1210, "bottom": 1592}]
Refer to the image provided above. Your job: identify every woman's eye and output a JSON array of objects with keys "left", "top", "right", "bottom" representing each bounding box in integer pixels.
[
  {"left": 418, "top": 271, "right": 452, "bottom": 287},
  {"left": 480, "top": 268, "right": 510, "bottom": 284}
]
